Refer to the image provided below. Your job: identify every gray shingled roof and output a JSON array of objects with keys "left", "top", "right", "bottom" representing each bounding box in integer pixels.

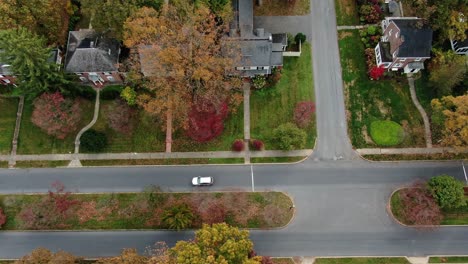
[
  {"left": 65, "top": 30, "right": 120, "bottom": 73},
  {"left": 392, "top": 19, "right": 432, "bottom": 57},
  {"left": 0, "top": 63, "right": 12, "bottom": 75}
]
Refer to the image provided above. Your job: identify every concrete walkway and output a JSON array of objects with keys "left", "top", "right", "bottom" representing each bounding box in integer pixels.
[
  {"left": 337, "top": 24, "right": 376, "bottom": 30},
  {"left": 8, "top": 96, "right": 24, "bottom": 168},
  {"left": 0, "top": 149, "right": 313, "bottom": 163},
  {"left": 70, "top": 90, "right": 101, "bottom": 167},
  {"left": 243, "top": 82, "right": 251, "bottom": 164},
  {"left": 407, "top": 76, "right": 433, "bottom": 148}
]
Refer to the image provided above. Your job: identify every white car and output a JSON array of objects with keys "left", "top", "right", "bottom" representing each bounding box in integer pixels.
[{"left": 192, "top": 176, "right": 214, "bottom": 186}]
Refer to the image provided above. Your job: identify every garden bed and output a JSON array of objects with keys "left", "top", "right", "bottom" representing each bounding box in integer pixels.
[
  {"left": 0, "top": 191, "right": 293, "bottom": 230},
  {"left": 250, "top": 42, "right": 316, "bottom": 150},
  {"left": 335, "top": 0, "right": 359, "bottom": 26},
  {"left": 338, "top": 30, "right": 425, "bottom": 148},
  {"left": 0, "top": 97, "right": 18, "bottom": 154},
  {"left": 391, "top": 189, "right": 468, "bottom": 226},
  {"left": 254, "top": 0, "right": 310, "bottom": 16},
  {"left": 314, "top": 258, "right": 410, "bottom": 264}
]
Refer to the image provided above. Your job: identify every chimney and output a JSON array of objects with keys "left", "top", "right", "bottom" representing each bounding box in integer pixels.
[
  {"left": 256, "top": 28, "right": 264, "bottom": 38},
  {"left": 90, "top": 41, "right": 95, "bottom": 48}
]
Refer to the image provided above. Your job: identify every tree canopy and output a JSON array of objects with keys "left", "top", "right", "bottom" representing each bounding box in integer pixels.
[
  {"left": 0, "top": 0, "right": 72, "bottom": 45},
  {"left": 123, "top": 4, "right": 242, "bottom": 151},
  {"left": 428, "top": 175, "right": 466, "bottom": 209},
  {"left": 431, "top": 95, "right": 468, "bottom": 148},
  {"left": 428, "top": 49, "right": 467, "bottom": 97},
  {"left": 0, "top": 28, "right": 70, "bottom": 98}
]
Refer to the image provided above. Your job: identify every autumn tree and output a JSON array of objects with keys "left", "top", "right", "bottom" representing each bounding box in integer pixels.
[
  {"left": 428, "top": 49, "right": 467, "bottom": 97},
  {"left": 31, "top": 92, "right": 82, "bottom": 139},
  {"left": 80, "top": 0, "right": 138, "bottom": 40},
  {"left": 294, "top": 101, "right": 315, "bottom": 128},
  {"left": 171, "top": 223, "right": 262, "bottom": 264},
  {"left": 96, "top": 248, "right": 148, "bottom": 264},
  {"left": 14, "top": 248, "right": 81, "bottom": 264},
  {"left": 431, "top": 95, "right": 468, "bottom": 148},
  {"left": 0, "top": 208, "right": 6, "bottom": 229},
  {"left": 187, "top": 101, "right": 228, "bottom": 142},
  {"left": 0, "top": 28, "right": 71, "bottom": 98},
  {"left": 123, "top": 4, "right": 242, "bottom": 152},
  {"left": 0, "top": 0, "right": 72, "bottom": 44}
]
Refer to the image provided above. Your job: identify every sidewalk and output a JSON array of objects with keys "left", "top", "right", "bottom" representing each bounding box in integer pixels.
[
  {"left": 337, "top": 24, "right": 377, "bottom": 30},
  {"left": 357, "top": 147, "right": 468, "bottom": 155}
]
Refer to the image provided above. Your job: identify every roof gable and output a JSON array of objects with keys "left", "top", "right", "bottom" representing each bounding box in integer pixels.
[{"left": 390, "top": 19, "right": 433, "bottom": 57}]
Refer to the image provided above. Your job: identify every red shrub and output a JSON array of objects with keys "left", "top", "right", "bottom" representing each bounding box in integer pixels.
[
  {"left": 294, "top": 101, "right": 315, "bottom": 128},
  {"left": 232, "top": 139, "right": 245, "bottom": 151},
  {"left": 399, "top": 181, "right": 443, "bottom": 226},
  {"left": 31, "top": 92, "right": 82, "bottom": 139},
  {"left": 369, "top": 66, "right": 385, "bottom": 80},
  {"left": 251, "top": 139, "right": 264, "bottom": 151},
  {"left": 0, "top": 208, "right": 6, "bottom": 228},
  {"left": 201, "top": 203, "right": 227, "bottom": 225},
  {"left": 186, "top": 101, "right": 228, "bottom": 142}
]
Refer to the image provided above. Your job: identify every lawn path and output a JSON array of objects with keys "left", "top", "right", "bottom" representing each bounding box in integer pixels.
[{"left": 408, "top": 76, "right": 432, "bottom": 148}]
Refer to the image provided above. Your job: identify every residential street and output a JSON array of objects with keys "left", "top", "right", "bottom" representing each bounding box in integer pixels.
[{"left": 0, "top": 161, "right": 467, "bottom": 257}]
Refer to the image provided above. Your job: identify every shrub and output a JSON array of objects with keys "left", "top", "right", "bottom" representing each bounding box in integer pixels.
[
  {"left": 287, "top": 33, "right": 295, "bottom": 46},
  {"left": 100, "top": 85, "right": 124, "bottom": 100},
  {"left": 104, "top": 100, "right": 136, "bottom": 134},
  {"left": 359, "top": 4, "right": 382, "bottom": 24},
  {"left": 161, "top": 204, "right": 194, "bottom": 230},
  {"left": 64, "top": 85, "right": 96, "bottom": 99},
  {"left": 294, "top": 32, "right": 306, "bottom": 44},
  {"left": 201, "top": 203, "right": 226, "bottom": 225},
  {"left": 272, "top": 123, "right": 307, "bottom": 150},
  {"left": 232, "top": 139, "right": 245, "bottom": 151},
  {"left": 428, "top": 175, "right": 466, "bottom": 209},
  {"left": 31, "top": 92, "right": 82, "bottom": 139},
  {"left": 80, "top": 129, "right": 108, "bottom": 152},
  {"left": 0, "top": 208, "right": 6, "bottom": 229},
  {"left": 120, "top": 86, "right": 137, "bottom": 106},
  {"left": 250, "top": 139, "right": 264, "bottom": 151},
  {"left": 252, "top": 75, "right": 267, "bottom": 89},
  {"left": 294, "top": 101, "right": 315, "bottom": 128},
  {"left": 266, "top": 67, "right": 282, "bottom": 87},
  {"left": 369, "top": 66, "right": 385, "bottom": 80},
  {"left": 186, "top": 101, "right": 228, "bottom": 142},
  {"left": 369, "top": 120, "right": 404, "bottom": 146}
]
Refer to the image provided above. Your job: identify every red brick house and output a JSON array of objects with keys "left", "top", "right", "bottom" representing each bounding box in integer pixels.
[
  {"left": 375, "top": 17, "right": 433, "bottom": 74},
  {"left": 64, "top": 29, "right": 122, "bottom": 88}
]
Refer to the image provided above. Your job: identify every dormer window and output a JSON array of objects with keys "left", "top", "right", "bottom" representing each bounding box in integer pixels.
[
  {"left": 389, "top": 29, "right": 393, "bottom": 37},
  {"left": 395, "top": 32, "right": 399, "bottom": 38}
]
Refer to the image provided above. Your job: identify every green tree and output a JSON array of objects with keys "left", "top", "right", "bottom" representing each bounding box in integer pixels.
[
  {"left": 80, "top": 130, "right": 108, "bottom": 152},
  {"left": 80, "top": 0, "right": 138, "bottom": 40},
  {"left": 428, "top": 49, "right": 467, "bottom": 97},
  {"left": 0, "top": 0, "right": 72, "bottom": 44},
  {"left": 428, "top": 175, "right": 466, "bottom": 209},
  {"left": 162, "top": 204, "right": 194, "bottom": 231},
  {"left": 120, "top": 86, "right": 137, "bottom": 106},
  {"left": 0, "top": 28, "right": 70, "bottom": 99},
  {"left": 272, "top": 123, "right": 307, "bottom": 150},
  {"left": 171, "top": 223, "right": 262, "bottom": 264}
]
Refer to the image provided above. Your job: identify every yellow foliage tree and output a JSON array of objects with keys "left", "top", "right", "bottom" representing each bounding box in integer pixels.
[
  {"left": 431, "top": 95, "right": 468, "bottom": 148},
  {"left": 123, "top": 4, "right": 242, "bottom": 152}
]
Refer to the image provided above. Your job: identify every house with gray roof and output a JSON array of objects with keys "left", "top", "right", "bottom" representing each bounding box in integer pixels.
[
  {"left": 375, "top": 17, "right": 433, "bottom": 74},
  {"left": 450, "top": 31, "right": 468, "bottom": 55},
  {"left": 65, "top": 29, "right": 122, "bottom": 87},
  {"left": 228, "top": 0, "right": 287, "bottom": 77}
]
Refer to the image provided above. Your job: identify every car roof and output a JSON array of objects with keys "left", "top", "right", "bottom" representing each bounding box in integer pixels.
[{"left": 199, "top": 176, "right": 212, "bottom": 183}]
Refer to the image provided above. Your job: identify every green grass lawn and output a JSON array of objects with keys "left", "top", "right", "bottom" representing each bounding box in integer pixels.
[
  {"left": 17, "top": 98, "right": 95, "bottom": 154},
  {"left": 335, "top": 0, "right": 359, "bottom": 25},
  {"left": 429, "top": 256, "right": 468, "bottom": 263},
  {"left": 251, "top": 42, "right": 315, "bottom": 150},
  {"left": 254, "top": 0, "right": 310, "bottom": 16},
  {"left": 0, "top": 97, "right": 18, "bottom": 154},
  {"left": 315, "top": 258, "right": 411, "bottom": 264},
  {"left": 0, "top": 191, "right": 293, "bottom": 230},
  {"left": 80, "top": 158, "right": 244, "bottom": 166},
  {"left": 271, "top": 258, "right": 295, "bottom": 264},
  {"left": 338, "top": 30, "right": 425, "bottom": 148}
]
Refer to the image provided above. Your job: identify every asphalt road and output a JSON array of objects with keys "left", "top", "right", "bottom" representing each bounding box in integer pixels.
[
  {"left": 310, "top": 0, "right": 356, "bottom": 161},
  {"left": 0, "top": 161, "right": 467, "bottom": 257}
]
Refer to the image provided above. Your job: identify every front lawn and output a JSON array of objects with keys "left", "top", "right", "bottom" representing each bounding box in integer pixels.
[
  {"left": 17, "top": 98, "right": 95, "bottom": 154},
  {"left": 315, "top": 258, "right": 411, "bottom": 264},
  {"left": 0, "top": 191, "right": 293, "bottom": 230},
  {"left": 429, "top": 257, "right": 468, "bottom": 263},
  {"left": 250, "top": 42, "right": 315, "bottom": 150},
  {"left": 339, "top": 30, "right": 425, "bottom": 148},
  {"left": 254, "top": 0, "right": 310, "bottom": 16},
  {"left": 0, "top": 97, "right": 18, "bottom": 154},
  {"left": 335, "top": 0, "right": 359, "bottom": 25}
]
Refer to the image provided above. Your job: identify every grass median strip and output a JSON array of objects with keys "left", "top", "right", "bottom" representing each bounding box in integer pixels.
[
  {"left": 0, "top": 97, "right": 18, "bottom": 154},
  {"left": 0, "top": 191, "right": 293, "bottom": 230},
  {"left": 314, "top": 257, "right": 411, "bottom": 264},
  {"left": 429, "top": 256, "right": 468, "bottom": 263}
]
